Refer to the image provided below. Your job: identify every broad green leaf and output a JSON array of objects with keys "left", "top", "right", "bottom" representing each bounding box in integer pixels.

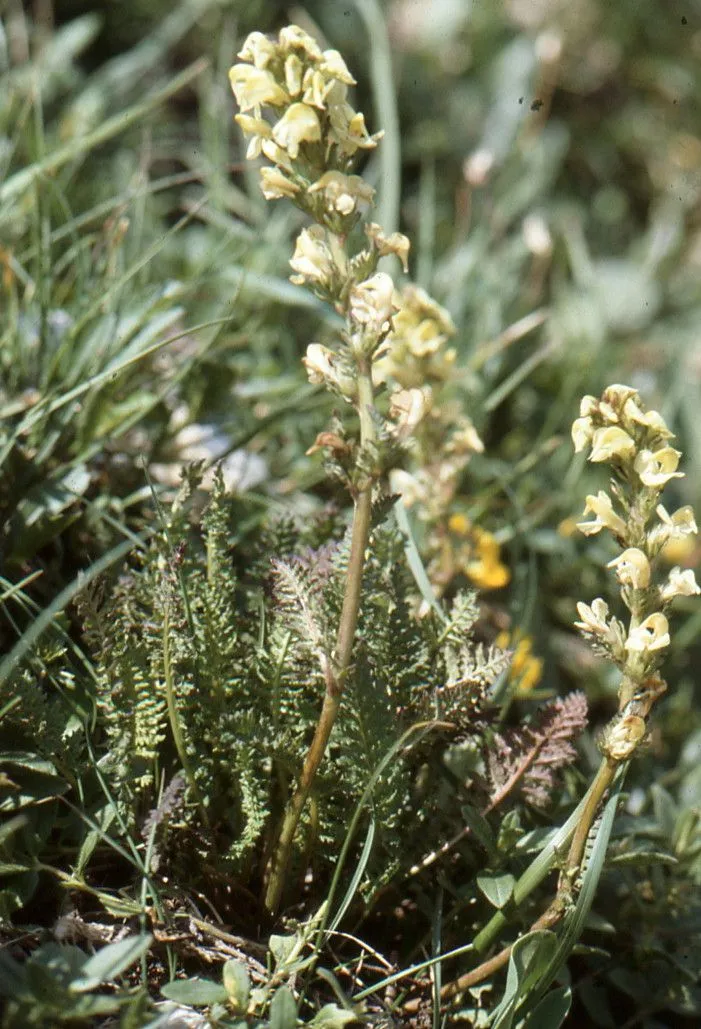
[
  {"left": 492, "top": 930, "right": 558, "bottom": 1029},
  {"left": 161, "top": 976, "right": 228, "bottom": 1006},
  {"left": 269, "top": 933, "right": 299, "bottom": 967},
  {"left": 72, "top": 934, "right": 152, "bottom": 991},
  {"left": 307, "top": 1003, "right": 358, "bottom": 1027},
  {"left": 222, "top": 959, "right": 250, "bottom": 1013},
  {"left": 477, "top": 873, "right": 516, "bottom": 909},
  {"left": 269, "top": 985, "right": 298, "bottom": 1029},
  {"left": 520, "top": 985, "right": 571, "bottom": 1029}
]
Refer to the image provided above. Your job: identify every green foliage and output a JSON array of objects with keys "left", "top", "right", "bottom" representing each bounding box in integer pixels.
[
  {"left": 0, "top": 934, "right": 152, "bottom": 1028},
  {"left": 87, "top": 471, "right": 513, "bottom": 896}
]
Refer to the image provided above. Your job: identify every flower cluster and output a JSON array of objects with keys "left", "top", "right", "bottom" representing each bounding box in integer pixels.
[
  {"left": 571, "top": 384, "right": 699, "bottom": 760},
  {"left": 229, "top": 26, "right": 382, "bottom": 228}
]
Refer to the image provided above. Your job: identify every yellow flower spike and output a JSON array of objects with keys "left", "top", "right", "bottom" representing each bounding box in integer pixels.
[
  {"left": 634, "top": 447, "right": 684, "bottom": 488},
  {"left": 272, "top": 102, "right": 322, "bottom": 159},
  {"left": 576, "top": 491, "right": 627, "bottom": 538},
  {"left": 588, "top": 426, "right": 637, "bottom": 463},
  {"left": 624, "top": 612, "right": 670, "bottom": 654},
  {"left": 607, "top": 548, "right": 651, "bottom": 589},
  {"left": 660, "top": 567, "right": 701, "bottom": 602},
  {"left": 228, "top": 65, "right": 289, "bottom": 113}
]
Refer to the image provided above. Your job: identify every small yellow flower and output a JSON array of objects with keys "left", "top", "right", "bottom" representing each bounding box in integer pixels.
[
  {"left": 389, "top": 387, "right": 432, "bottom": 438},
  {"left": 237, "top": 30, "right": 278, "bottom": 69},
  {"left": 625, "top": 612, "right": 670, "bottom": 654},
  {"left": 660, "top": 567, "right": 701, "bottom": 602},
  {"left": 284, "top": 53, "right": 304, "bottom": 96},
  {"left": 234, "top": 114, "right": 272, "bottom": 159},
  {"left": 464, "top": 528, "right": 511, "bottom": 589},
  {"left": 229, "top": 64, "right": 288, "bottom": 113},
  {"left": 308, "top": 171, "right": 375, "bottom": 216},
  {"left": 259, "top": 166, "right": 301, "bottom": 200},
  {"left": 365, "top": 223, "right": 411, "bottom": 272},
  {"left": 588, "top": 426, "right": 636, "bottom": 463},
  {"left": 571, "top": 416, "right": 594, "bottom": 453},
  {"left": 607, "top": 548, "right": 651, "bottom": 589},
  {"left": 289, "top": 226, "right": 336, "bottom": 287},
  {"left": 576, "top": 491, "right": 626, "bottom": 538},
  {"left": 622, "top": 398, "right": 674, "bottom": 439},
  {"left": 657, "top": 504, "right": 698, "bottom": 538},
  {"left": 634, "top": 447, "right": 684, "bottom": 488},
  {"left": 448, "top": 512, "right": 471, "bottom": 536},
  {"left": 278, "top": 24, "right": 323, "bottom": 60},
  {"left": 319, "top": 49, "right": 356, "bottom": 85},
  {"left": 495, "top": 630, "right": 543, "bottom": 693},
  {"left": 349, "top": 272, "right": 396, "bottom": 335},
  {"left": 575, "top": 598, "right": 611, "bottom": 636},
  {"left": 272, "top": 102, "right": 321, "bottom": 159}
]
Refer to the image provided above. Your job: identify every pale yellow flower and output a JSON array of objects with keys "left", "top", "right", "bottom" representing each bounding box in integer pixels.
[
  {"left": 237, "top": 31, "right": 278, "bottom": 69},
  {"left": 389, "top": 387, "right": 432, "bottom": 437},
  {"left": 289, "top": 226, "right": 335, "bottom": 286},
  {"left": 328, "top": 103, "right": 383, "bottom": 155},
  {"left": 349, "top": 272, "right": 396, "bottom": 335},
  {"left": 571, "top": 416, "right": 594, "bottom": 453},
  {"left": 259, "top": 167, "right": 300, "bottom": 200},
  {"left": 319, "top": 49, "right": 356, "bottom": 85},
  {"left": 625, "top": 612, "right": 670, "bottom": 654},
  {"left": 464, "top": 528, "right": 510, "bottom": 589},
  {"left": 234, "top": 114, "right": 272, "bottom": 159},
  {"left": 284, "top": 53, "right": 304, "bottom": 96},
  {"left": 272, "top": 102, "right": 321, "bottom": 159},
  {"left": 278, "top": 25, "right": 322, "bottom": 60},
  {"left": 580, "top": 395, "right": 598, "bottom": 418},
  {"left": 301, "top": 67, "right": 335, "bottom": 109},
  {"left": 607, "top": 548, "right": 651, "bottom": 589},
  {"left": 589, "top": 426, "right": 636, "bottom": 463},
  {"left": 660, "top": 567, "right": 701, "bottom": 602},
  {"left": 389, "top": 468, "right": 427, "bottom": 508},
  {"left": 365, "top": 223, "right": 411, "bottom": 272},
  {"left": 576, "top": 491, "right": 627, "bottom": 538},
  {"left": 634, "top": 447, "right": 684, "bottom": 487},
  {"left": 302, "top": 344, "right": 354, "bottom": 398},
  {"left": 308, "top": 171, "right": 375, "bottom": 216},
  {"left": 575, "top": 598, "right": 611, "bottom": 636},
  {"left": 622, "top": 398, "right": 674, "bottom": 439},
  {"left": 229, "top": 65, "right": 288, "bottom": 113},
  {"left": 657, "top": 504, "right": 698, "bottom": 538}
]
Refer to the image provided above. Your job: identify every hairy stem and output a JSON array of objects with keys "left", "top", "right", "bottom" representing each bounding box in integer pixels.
[{"left": 265, "top": 362, "right": 376, "bottom": 914}]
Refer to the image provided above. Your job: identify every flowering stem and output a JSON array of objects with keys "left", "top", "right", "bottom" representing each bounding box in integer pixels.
[{"left": 264, "top": 362, "right": 377, "bottom": 914}]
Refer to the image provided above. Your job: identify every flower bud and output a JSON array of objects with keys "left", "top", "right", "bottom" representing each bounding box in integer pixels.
[
  {"left": 260, "top": 167, "right": 301, "bottom": 200},
  {"left": 571, "top": 416, "right": 594, "bottom": 453}
]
